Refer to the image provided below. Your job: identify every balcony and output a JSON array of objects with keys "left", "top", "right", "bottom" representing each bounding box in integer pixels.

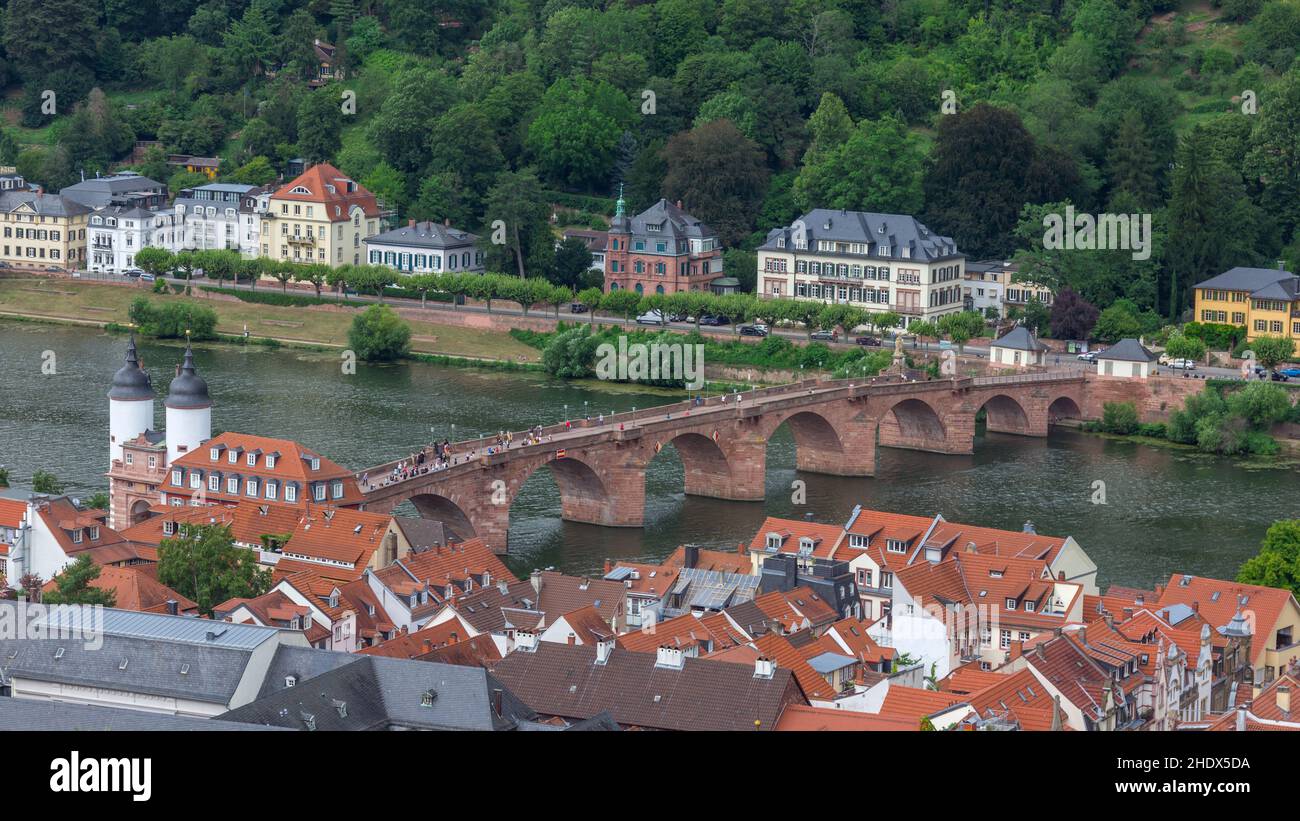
[
  {"left": 893, "top": 304, "right": 921, "bottom": 315},
  {"left": 285, "top": 235, "right": 317, "bottom": 246}
]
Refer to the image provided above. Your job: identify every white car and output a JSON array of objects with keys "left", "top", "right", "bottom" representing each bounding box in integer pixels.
[
  {"left": 636, "top": 309, "right": 665, "bottom": 325},
  {"left": 1166, "top": 358, "right": 1197, "bottom": 370}
]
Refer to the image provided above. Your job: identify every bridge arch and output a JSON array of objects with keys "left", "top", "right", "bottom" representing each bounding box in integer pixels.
[
  {"left": 1048, "top": 395, "right": 1083, "bottom": 422},
  {"left": 761, "top": 408, "right": 875, "bottom": 476},
  {"left": 882, "top": 396, "right": 945, "bottom": 440},
  {"left": 512, "top": 453, "right": 619, "bottom": 527},
  {"left": 978, "top": 393, "right": 1033, "bottom": 437},
  {"left": 407, "top": 492, "right": 479, "bottom": 541}
]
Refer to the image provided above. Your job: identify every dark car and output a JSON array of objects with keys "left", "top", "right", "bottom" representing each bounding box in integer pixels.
[
  {"left": 854, "top": 335, "right": 880, "bottom": 346},
  {"left": 739, "top": 324, "right": 768, "bottom": 337},
  {"left": 668, "top": 312, "right": 689, "bottom": 322},
  {"left": 1270, "top": 370, "right": 1290, "bottom": 382},
  {"left": 569, "top": 302, "right": 589, "bottom": 314},
  {"left": 699, "top": 315, "right": 729, "bottom": 326},
  {"left": 810, "top": 329, "right": 839, "bottom": 342}
]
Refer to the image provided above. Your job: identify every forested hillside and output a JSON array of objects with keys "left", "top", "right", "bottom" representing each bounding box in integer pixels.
[{"left": 1, "top": 0, "right": 1298, "bottom": 321}]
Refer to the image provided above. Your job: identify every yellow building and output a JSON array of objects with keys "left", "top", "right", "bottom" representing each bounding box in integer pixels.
[
  {"left": 0, "top": 192, "right": 91, "bottom": 271},
  {"left": 1193, "top": 266, "right": 1300, "bottom": 343},
  {"left": 263, "top": 163, "right": 381, "bottom": 267}
]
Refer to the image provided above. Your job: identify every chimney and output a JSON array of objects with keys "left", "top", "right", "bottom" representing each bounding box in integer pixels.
[
  {"left": 1135, "top": 594, "right": 1144, "bottom": 606},
  {"left": 165, "top": 599, "right": 178, "bottom": 615},
  {"left": 603, "top": 557, "right": 611, "bottom": 575},
  {"left": 408, "top": 219, "right": 415, "bottom": 228},
  {"left": 1123, "top": 607, "right": 1133, "bottom": 621},
  {"left": 530, "top": 569, "right": 542, "bottom": 597},
  {"left": 515, "top": 630, "right": 538, "bottom": 652},
  {"left": 1154, "top": 583, "right": 1165, "bottom": 600},
  {"left": 655, "top": 645, "right": 685, "bottom": 670},
  {"left": 737, "top": 542, "right": 745, "bottom": 555},
  {"left": 684, "top": 544, "right": 699, "bottom": 570},
  {"left": 1103, "top": 611, "right": 1114, "bottom": 629},
  {"left": 1278, "top": 684, "right": 1292, "bottom": 716},
  {"left": 754, "top": 656, "right": 775, "bottom": 679},
  {"left": 1191, "top": 601, "right": 1200, "bottom": 615},
  {"left": 1076, "top": 626, "right": 1087, "bottom": 646},
  {"left": 497, "top": 578, "right": 509, "bottom": 595},
  {"left": 1009, "top": 640, "right": 1023, "bottom": 661},
  {"left": 595, "top": 638, "right": 614, "bottom": 664},
  {"left": 1236, "top": 705, "right": 1247, "bottom": 731}
]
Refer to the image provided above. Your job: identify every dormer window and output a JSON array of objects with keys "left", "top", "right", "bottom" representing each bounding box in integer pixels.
[
  {"left": 848, "top": 534, "right": 868, "bottom": 548},
  {"left": 1005, "top": 598, "right": 1017, "bottom": 610},
  {"left": 798, "top": 536, "right": 815, "bottom": 554},
  {"left": 1025, "top": 601, "right": 1035, "bottom": 613},
  {"left": 227, "top": 476, "right": 239, "bottom": 494},
  {"left": 71, "top": 529, "right": 83, "bottom": 544},
  {"left": 285, "top": 484, "right": 298, "bottom": 503},
  {"left": 765, "top": 533, "right": 782, "bottom": 549},
  {"left": 331, "top": 481, "right": 343, "bottom": 499},
  {"left": 310, "top": 458, "right": 320, "bottom": 471},
  {"left": 266, "top": 455, "right": 276, "bottom": 469},
  {"left": 246, "top": 478, "right": 259, "bottom": 497},
  {"left": 163, "top": 521, "right": 175, "bottom": 535},
  {"left": 210, "top": 448, "right": 219, "bottom": 461},
  {"left": 189, "top": 471, "right": 202, "bottom": 489},
  {"left": 886, "top": 539, "right": 907, "bottom": 554},
  {"left": 228, "top": 451, "right": 238, "bottom": 464},
  {"left": 246, "top": 453, "right": 257, "bottom": 467},
  {"left": 172, "top": 469, "right": 183, "bottom": 485},
  {"left": 314, "top": 484, "right": 326, "bottom": 502}
]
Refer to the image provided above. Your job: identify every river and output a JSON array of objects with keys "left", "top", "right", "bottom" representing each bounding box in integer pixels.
[{"left": 1, "top": 319, "right": 1295, "bottom": 590}]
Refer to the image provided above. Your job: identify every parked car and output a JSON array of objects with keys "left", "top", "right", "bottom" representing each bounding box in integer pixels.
[
  {"left": 569, "top": 302, "right": 589, "bottom": 314},
  {"left": 636, "top": 309, "right": 665, "bottom": 325},
  {"left": 1277, "top": 367, "right": 1300, "bottom": 378},
  {"left": 1166, "top": 358, "right": 1197, "bottom": 370},
  {"left": 855, "top": 336, "right": 881, "bottom": 346},
  {"left": 669, "top": 312, "right": 690, "bottom": 323},
  {"left": 810, "top": 329, "right": 839, "bottom": 342},
  {"left": 739, "top": 324, "right": 768, "bottom": 337},
  {"left": 1270, "top": 370, "right": 1290, "bottom": 382},
  {"left": 122, "top": 269, "right": 143, "bottom": 279},
  {"left": 1077, "top": 350, "right": 1101, "bottom": 362},
  {"left": 140, "top": 273, "right": 156, "bottom": 282},
  {"left": 698, "top": 315, "right": 729, "bottom": 326}
]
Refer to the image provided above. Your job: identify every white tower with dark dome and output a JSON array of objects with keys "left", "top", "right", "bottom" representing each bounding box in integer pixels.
[
  {"left": 107, "top": 334, "right": 155, "bottom": 467},
  {"left": 164, "top": 340, "right": 212, "bottom": 465}
]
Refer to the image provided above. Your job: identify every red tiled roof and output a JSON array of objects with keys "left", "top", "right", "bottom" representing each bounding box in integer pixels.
[
  {"left": 776, "top": 704, "right": 917, "bottom": 731},
  {"left": 1155, "top": 574, "right": 1298, "bottom": 668},
  {"left": 271, "top": 162, "right": 380, "bottom": 220},
  {"left": 877, "top": 685, "right": 964, "bottom": 725},
  {"left": 0, "top": 498, "right": 26, "bottom": 529},
  {"left": 617, "top": 612, "right": 747, "bottom": 654},
  {"left": 42, "top": 564, "right": 197, "bottom": 614},
  {"left": 166, "top": 431, "right": 363, "bottom": 508},
  {"left": 752, "top": 633, "right": 836, "bottom": 701}
]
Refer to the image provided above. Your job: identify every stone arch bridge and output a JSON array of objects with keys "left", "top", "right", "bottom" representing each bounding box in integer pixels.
[{"left": 357, "top": 372, "right": 1088, "bottom": 553}]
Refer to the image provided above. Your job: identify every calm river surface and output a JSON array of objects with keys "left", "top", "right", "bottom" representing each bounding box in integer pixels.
[{"left": 1, "top": 319, "right": 1295, "bottom": 590}]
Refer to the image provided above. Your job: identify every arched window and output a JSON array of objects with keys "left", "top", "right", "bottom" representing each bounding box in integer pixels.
[{"left": 634, "top": 283, "right": 643, "bottom": 294}]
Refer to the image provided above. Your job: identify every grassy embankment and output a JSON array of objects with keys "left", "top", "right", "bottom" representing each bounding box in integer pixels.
[{"left": 0, "top": 277, "right": 541, "bottom": 364}]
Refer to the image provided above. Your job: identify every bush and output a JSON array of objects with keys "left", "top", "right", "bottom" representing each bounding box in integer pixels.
[
  {"left": 347, "top": 305, "right": 411, "bottom": 362},
  {"left": 1100, "top": 401, "right": 1140, "bottom": 435},
  {"left": 541, "top": 326, "right": 599, "bottom": 379},
  {"left": 127, "top": 297, "right": 218, "bottom": 340},
  {"left": 1137, "top": 422, "right": 1167, "bottom": 438}
]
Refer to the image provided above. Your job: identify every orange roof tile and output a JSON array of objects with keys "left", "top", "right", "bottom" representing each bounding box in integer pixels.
[
  {"left": 271, "top": 163, "right": 380, "bottom": 220},
  {"left": 776, "top": 704, "right": 918, "bottom": 731}
]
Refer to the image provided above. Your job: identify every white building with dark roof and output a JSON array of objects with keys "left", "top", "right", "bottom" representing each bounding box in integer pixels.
[
  {"left": 1095, "top": 338, "right": 1158, "bottom": 378},
  {"left": 757, "top": 209, "right": 965, "bottom": 326},
  {"left": 989, "top": 326, "right": 1049, "bottom": 367},
  {"left": 363, "top": 219, "right": 483, "bottom": 274}
]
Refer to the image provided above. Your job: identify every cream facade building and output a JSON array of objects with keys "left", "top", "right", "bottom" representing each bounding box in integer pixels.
[
  {"left": 0, "top": 192, "right": 91, "bottom": 271},
  {"left": 262, "top": 163, "right": 381, "bottom": 267}
]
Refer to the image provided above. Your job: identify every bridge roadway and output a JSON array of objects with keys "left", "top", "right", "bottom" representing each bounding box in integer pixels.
[{"left": 355, "top": 371, "right": 1088, "bottom": 553}]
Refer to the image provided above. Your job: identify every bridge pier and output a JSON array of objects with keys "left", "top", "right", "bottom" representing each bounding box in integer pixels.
[
  {"left": 682, "top": 437, "right": 766, "bottom": 501},
  {"left": 558, "top": 463, "right": 645, "bottom": 528},
  {"left": 795, "top": 418, "right": 877, "bottom": 476}
]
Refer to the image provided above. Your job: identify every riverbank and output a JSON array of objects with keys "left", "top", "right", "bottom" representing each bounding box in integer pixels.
[{"left": 0, "top": 276, "right": 542, "bottom": 363}]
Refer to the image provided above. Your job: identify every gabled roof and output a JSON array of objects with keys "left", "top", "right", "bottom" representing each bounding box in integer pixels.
[
  {"left": 991, "top": 325, "right": 1049, "bottom": 352},
  {"left": 365, "top": 220, "right": 479, "bottom": 249},
  {"left": 0, "top": 699, "right": 288, "bottom": 731},
  {"left": 167, "top": 431, "right": 363, "bottom": 507},
  {"left": 1195, "top": 266, "right": 1300, "bottom": 299},
  {"left": 615, "top": 198, "right": 717, "bottom": 243},
  {"left": 616, "top": 611, "right": 749, "bottom": 654},
  {"left": 486, "top": 641, "right": 802, "bottom": 731},
  {"left": 776, "top": 704, "right": 918, "bottom": 731},
  {"left": 1095, "top": 338, "right": 1157, "bottom": 362},
  {"left": 270, "top": 162, "right": 379, "bottom": 220},
  {"left": 220, "top": 655, "right": 534, "bottom": 731},
  {"left": 42, "top": 565, "right": 198, "bottom": 615},
  {"left": 759, "top": 209, "right": 961, "bottom": 262},
  {"left": 1155, "top": 574, "right": 1298, "bottom": 668},
  {"left": 966, "top": 668, "right": 1069, "bottom": 731}
]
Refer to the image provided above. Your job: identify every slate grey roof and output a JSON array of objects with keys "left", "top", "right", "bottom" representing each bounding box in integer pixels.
[
  {"left": 1096, "top": 338, "right": 1157, "bottom": 362},
  {"left": 805, "top": 651, "right": 856, "bottom": 674},
  {"left": 759, "top": 209, "right": 962, "bottom": 262},
  {"left": 365, "top": 220, "right": 479, "bottom": 249},
  {"left": 612, "top": 198, "right": 717, "bottom": 244},
  {"left": 0, "top": 601, "right": 300, "bottom": 706},
  {"left": 59, "top": 173, "right": 166, "bottom": 209},
  {"left": 108, "top": 335, "right": 155, "bottom": 402},
  {"left": 991, "top": 326, "right": 1049, "bottom": 352},
  {"left": 0, "top": 698, "right": 289, "bottom": 731},
  {"left": 164, "top": 342, "right": 211, "bottom": 410},
  {"left": 1195, "top": 266, "right": 1299, "bottom": 299},
  {"left": 0, "top": 632, "right": 257, "bottom": 705},
  {"left": 89, "top": 203, "right": 155, "bottom": 223},
  {"left": 516, "top": 710, "right": 621, "bottom": 731},
  {"left": 256, "top": 644, "right": 359, "bottom": 699},
  {"left": 393, "top": 516, "right": 456, "bottom": 552},
  {"left": 0, "top": 190, "right": 92, "bottom": 217},
  {"left": 220, "top": 655, "right": 536, "bottom": 730}
]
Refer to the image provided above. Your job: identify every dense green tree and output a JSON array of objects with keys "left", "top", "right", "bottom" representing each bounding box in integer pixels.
[
  {"left": 44, "top": 555, "right": 117, "bottom": 607},
  {"left": 296, "top": 89, "right": 344, "bottom": 164},
  {"left": 795, "top": 115, "right": 924, "bottom": 214},
  {"left": 32, "top": 470, "right": 64, "bottom": 495},
  {"left": 348, "top": 304, "right": 411, "bottom": 362},
  {"left": 158, "top": 523, "right": 272, "bottom": 616},
  {"left": 526, "top": 77, "right": 635, "bottom": 189},
  {"left": 1049, "top": 287, "right": 1099, "bottom": 340},
  {"left": 662, "top": 120, "right": 769, "bottom": 248},
  {"left": 482, "top": 169, "right": 550, "bottom": 278},
  {"left": 1238, "top": 519, "right": 1300, "bottom": 597}
]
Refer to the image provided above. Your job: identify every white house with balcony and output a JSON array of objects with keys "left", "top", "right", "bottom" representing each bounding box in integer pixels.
[
  {"left": 170, "top": 183, "right": 259, "bottom": 254},
  {"left": 756, "top": 210, "right": 966, "bottom": 327},
  {"left": 87, "top": 203, "right": 157, "bottom": 272}
]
